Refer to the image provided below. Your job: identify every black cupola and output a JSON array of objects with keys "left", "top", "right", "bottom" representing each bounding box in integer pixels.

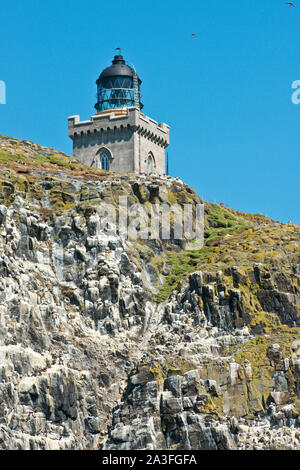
[{"left": 95, "top": 54, "right": 143, "bottom": 112}]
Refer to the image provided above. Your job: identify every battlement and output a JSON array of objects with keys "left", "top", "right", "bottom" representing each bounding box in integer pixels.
[{"left": 68, "top": 107, "right": 170, "bottom": 149}]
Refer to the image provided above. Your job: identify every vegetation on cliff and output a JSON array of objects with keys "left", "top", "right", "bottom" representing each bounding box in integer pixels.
[{"left": 0, "top": 134, "right": 299, "bottom": 450}]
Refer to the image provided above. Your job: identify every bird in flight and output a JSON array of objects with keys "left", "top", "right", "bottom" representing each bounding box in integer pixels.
[
  {"left": 285, "top": 2, "right": 296, "bottom": 6},
  {"left": 192, "top": 34, "right": 197, "bottom": 38}
]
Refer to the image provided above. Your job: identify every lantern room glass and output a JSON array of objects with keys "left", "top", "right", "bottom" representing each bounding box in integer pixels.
[{"left": 95, "top": 76, "right": 140, "bottom": 112}]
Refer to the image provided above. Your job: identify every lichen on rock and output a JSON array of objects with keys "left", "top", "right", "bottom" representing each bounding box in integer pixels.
[{"left": 0, "top": 135, "right": 299, "bottom": 450}]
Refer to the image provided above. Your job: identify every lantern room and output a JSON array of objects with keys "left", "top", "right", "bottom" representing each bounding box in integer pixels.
[{"left": 95, "top": 54, "right": 143, "bottom": 112}]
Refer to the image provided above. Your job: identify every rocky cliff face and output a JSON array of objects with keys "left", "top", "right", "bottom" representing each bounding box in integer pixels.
[{"left": 0, "top": 135, "right": 299, "bottom": 450}]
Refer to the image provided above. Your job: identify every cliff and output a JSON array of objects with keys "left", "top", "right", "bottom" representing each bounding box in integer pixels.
[{"left": 0, "top": 135, "right": 299, "bottom": 450}]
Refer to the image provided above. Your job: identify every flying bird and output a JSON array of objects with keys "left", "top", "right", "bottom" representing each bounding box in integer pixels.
[
  {"left": 285, "top": 2, "right": 296, "bottom": 6},
  {"left": 192, "top": 34, "right": 197, "bottom": 37}
]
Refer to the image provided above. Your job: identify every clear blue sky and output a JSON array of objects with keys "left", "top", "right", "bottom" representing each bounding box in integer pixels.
[{"left": 0, "top": 0, "right": 299, "bottom": 223}]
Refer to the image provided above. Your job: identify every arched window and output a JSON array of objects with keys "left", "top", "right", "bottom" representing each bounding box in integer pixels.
[
  {"left": 147, "top": 156, "right": 152, "bottom": 174},
  {"left": 147, "top": 153, "right": 155, "bottom": 175},
  {"left": 101, "top": 154, "right": 109, "bottom": 170},
  {"left": 91, "top": 148, "right": 112, "bottom": 170}
]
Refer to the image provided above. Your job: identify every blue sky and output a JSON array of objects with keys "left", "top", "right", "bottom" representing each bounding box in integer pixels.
[{"left": 0, "top": 0, "right": 299, "bottom": 223}]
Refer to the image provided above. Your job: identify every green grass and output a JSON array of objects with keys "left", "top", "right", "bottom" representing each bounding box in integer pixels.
[
  {"left": 204, "top": 204, "right": 250, "bottom": 242},
  {"left": 0, "top": 151, "right": 96, "bottom": 173},
  {"left": 155, "top": 246, "right": 214, "bottom": 303},
  {"left": 155, "top": 204, "right": 252, "bottom": 303},
  {"left": 0, "top": 151, "right": 70, "bottom": 166}
]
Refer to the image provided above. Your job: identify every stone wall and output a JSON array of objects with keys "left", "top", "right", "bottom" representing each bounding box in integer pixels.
[
  {"left": 68, "top": 107, "right": 170, "bottom": 175},
  {"left": 138, "top": 133, "right": 166, "bottom": 175},
  {"left": 72, "top": 128, "right": 136, "bottom": 173}
]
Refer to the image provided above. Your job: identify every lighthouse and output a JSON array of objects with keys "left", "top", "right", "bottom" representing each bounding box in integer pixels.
[{"left": 68, "top": 53, "right": 170, "bottom": 175}]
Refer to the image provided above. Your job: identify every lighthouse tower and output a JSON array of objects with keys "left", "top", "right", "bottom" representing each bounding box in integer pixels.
[{"left": 68, "top": 53, "right": 170, "bottom": 175}]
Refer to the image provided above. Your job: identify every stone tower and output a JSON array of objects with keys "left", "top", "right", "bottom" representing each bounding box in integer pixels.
[{"left": 68, "top": 53, "right": 170, "bottom": 175}]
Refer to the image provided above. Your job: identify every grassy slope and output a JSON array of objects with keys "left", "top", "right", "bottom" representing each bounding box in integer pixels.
[{"left": 155, "top": 203, "right": 278, "bottom": 302}]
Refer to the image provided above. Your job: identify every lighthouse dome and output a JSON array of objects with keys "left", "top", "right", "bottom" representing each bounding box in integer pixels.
[{"left": 95, "top": 54, "right": 143, "bottom": 112}]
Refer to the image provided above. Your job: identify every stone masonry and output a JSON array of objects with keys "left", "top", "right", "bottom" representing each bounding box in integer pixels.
[{"left": 68, "top": 107, "right": 170, "bottom": 175}]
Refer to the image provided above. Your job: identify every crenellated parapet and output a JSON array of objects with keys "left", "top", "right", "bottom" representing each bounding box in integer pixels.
[{"left": 68, "top": 107, "right": 169, "bottom": 149}]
